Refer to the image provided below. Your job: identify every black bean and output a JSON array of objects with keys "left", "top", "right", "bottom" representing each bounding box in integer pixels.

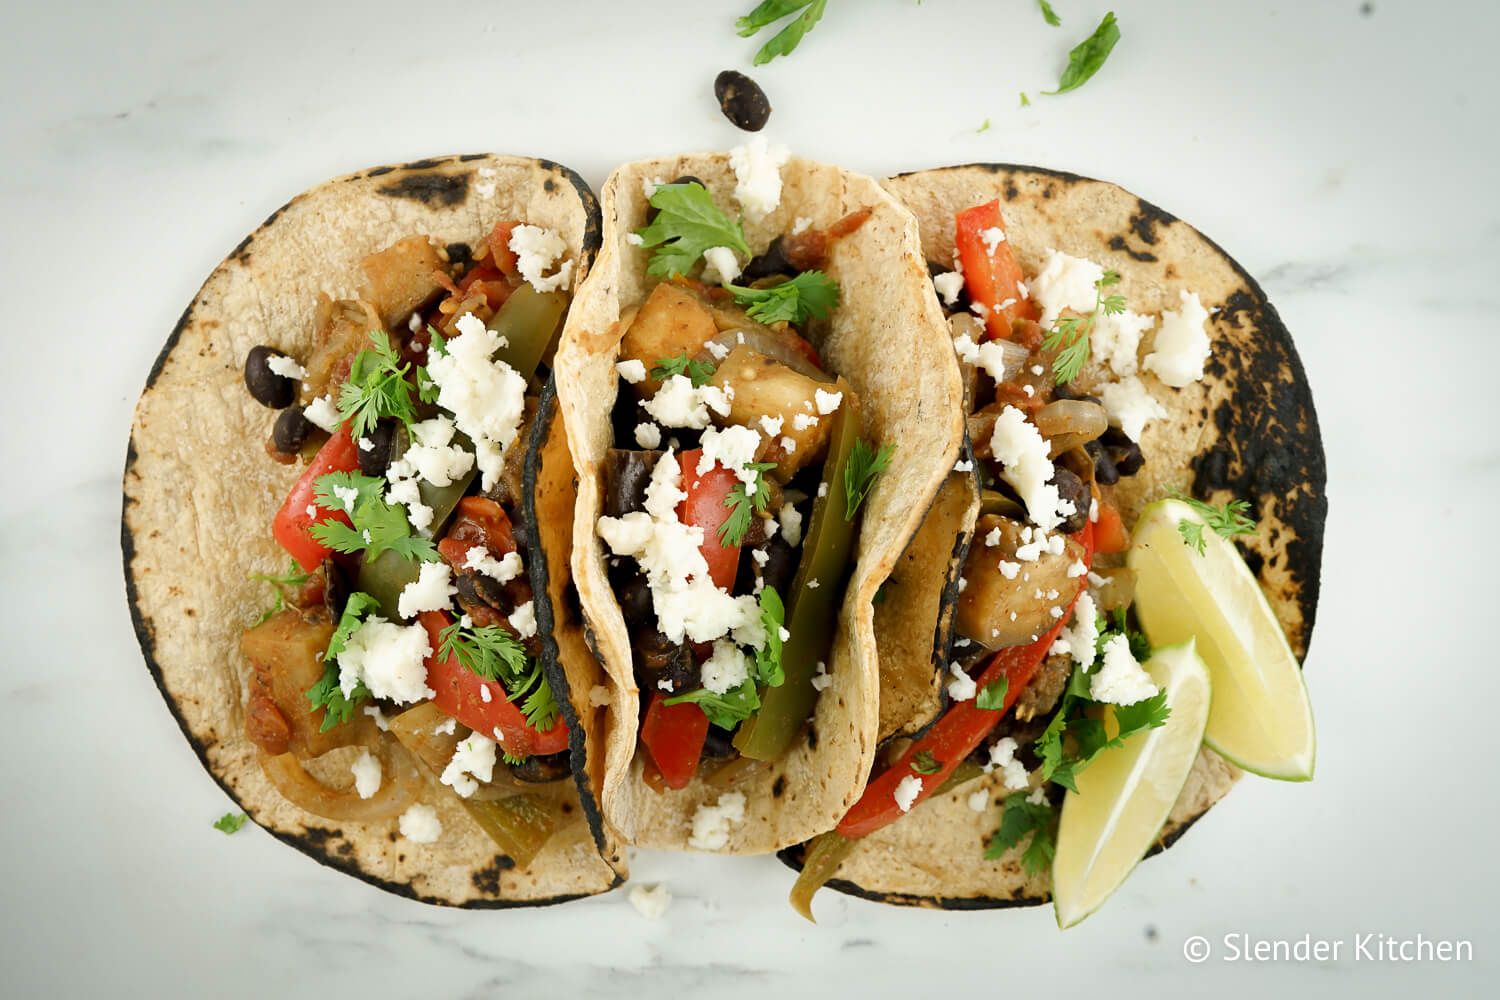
[
  {"left": 455, "top": 570, "right": 509, "bottom": 612},
  {"left": 1101, "top": 426, "right": 1145, "bottom": 476},
  {"left": 1085, "top": 439, "right": 1120, "bottom": 485},
  {"left": 743, "top": 236, "right": 796, "bottom": 282},
  {"left": 444, "top": 241, "right": 472, "bottom": 272},
  {"left": 357, "top": 420, "right": 398, "bottom": 477},
  {"left": 758, "top": 535, "right": 798, "bottom": 597},
  {"left": 635, "top": 631, "right": 698, "bottom": 693},
  {"left": 271, "top": 406, "right": 314, "bottom": 455},
  {"left": 604, "top": 449, "right": 662, "bottom": 517},
  {"left": 509, "top": 750, "right": 571, "bottom": 784},
  {"left": 617, "top": 574, "right": 654, "bottom": 630},
  {"left": 1052, "top": 466, "right": 1090, "bottom": 534},
  {"left": 714, "top": 70, "right": 772, "bottom": 132},
  {"left": 701, "top": 726, "right": 739, "bottom": 759},
  {"left": 244, "top": 345, "right": 297, "bottom": 408}
]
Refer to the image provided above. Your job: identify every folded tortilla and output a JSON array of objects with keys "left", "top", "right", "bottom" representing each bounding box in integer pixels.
[
  {"left": 554, "top": 154, "right": 965, "bottom": 852},
  {"left": 122, "top": 154, "right": 625, "bottom": 906},
  {"left": 779, "top": 163, "right": 1327, "bottom": 907}
]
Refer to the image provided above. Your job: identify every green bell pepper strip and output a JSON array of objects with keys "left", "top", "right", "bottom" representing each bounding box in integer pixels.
[
  {"left": 358, "top": 286, "right": 564, "bottom": 618},
  {"left": 734, "top": 379, "right": 861, "bottom": 761}
]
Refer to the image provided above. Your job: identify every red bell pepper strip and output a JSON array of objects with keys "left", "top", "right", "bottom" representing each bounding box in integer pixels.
[
  {"left": 835, "top": 521, "right": 1095, "bottom": 839},
  {"left": 418, "top": 611, "right": 569, "bottom": 758},
  {"left": 1092, "top": 498, "right": 1129, "bottom": 555},
  {"left": 640, "top": 693, "right": 710, "bottom": 790},
  {"left": 272, "top": 426, "right": 361, "bottom": 572},
  {"left": 954, "top": 200, "right": 1039, "bottom": 339},
  {"left": 675, "top": 450, "right": 743, "bottom": 590}
]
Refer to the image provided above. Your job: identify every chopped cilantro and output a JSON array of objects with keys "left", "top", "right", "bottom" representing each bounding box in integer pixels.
[
  {"left": 983, "top": 793, "right": 1055, "bottom": 874},
  {"left": 736, "top": 0, "right": 828, "bottom": 65},
  {"left": 755, "top": 586, "right": 786, "bottom": 687},
  {"left": 651, "top": 352, "right": 716, "bottom": 388},
  {"left": 634, "top": 183, "right": 750, "bottom": 278},
  {"left": 213, "top": 812, "right": 249, "bottom": 835},
  {"left": 1038, "top": 0, "right": 1061, "bottom": 26},
  {"left": 1041, "top": 269, "right": 1123, "bottom": 383},
  {"left": 844, "top": 440, "right": 894, "bottom": 519},
  {"left": 336, "top": 330, "right": 426, "bottom": 439},
  {"left": 305, "top": 591, "right": 379, "bottom": 731},
  {"left": 1169, "top": 493, "right": 1257, "bottom": 554},
  {"left": 975, "top": 676, "right": 1010, "bottom": 711},
  {"left": 309, "top": 470, "right": 438, "bottom": 564},
  {"left": 439, "top": 622, "right": 559, "bottom": 732},
  {"left": 726, "top": 271, "right": 840, "bottom": 326},
  {"left": 911, "top": 750, "right": 942, "bottom": 775},
  {"left": 719, "top": 462, "right": 777, "bottom": 547},
  {"left": 248, "top": 559, "right": 310, "bottom": 625},
  {"left": 666, "top": 676, "right": 761, "bottom": 730}
]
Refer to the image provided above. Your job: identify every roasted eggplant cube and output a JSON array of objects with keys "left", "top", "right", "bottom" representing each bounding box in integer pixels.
[
  {"left": 619, "top": 282, "right": 718, "bottom": 394},
  {"left": 708, "top": 345, "right": 832, "bottom": 482},
  {"left": 954, "top": 514, "right": 1086, "bottom": 649}
]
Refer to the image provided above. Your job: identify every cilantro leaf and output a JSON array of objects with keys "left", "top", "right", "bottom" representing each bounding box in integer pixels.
[
  {"left": 983, "top": 793, "right": 1056, "bottom": 874},
  {"left": 439, "top": 623, "right": 561, "bottom": 731},
  {"left": 652, "top": 352, "right": 716, "bottom": 388},
  {"left": 635, "top": 183, "right": 750, "bottom": 278},
  {"left": 666, "top": 677, "right": 761, "bottom": 730},
  {"left": 1042, "top": 269, "right": 1123, "bottom": 383},
  {"left": 309, "top": 470, "right": 438, "bottom": 565},
  {"left": 248, "top": 559, "right": 310, "bottom": 625},
  {"left": 718, "top": 462, "right": 776, "bottom": 547},
  {"left": 213, "top": 812, "right": 248, "bottom": 835},
  {"left": 337, "top": 330, "right": 424, "bottom": 439},
  {"left": 306, "top": 591, "right": 380, "bottom": 731},
  {"left": 911, "top": 750, "right": 942, "bottom": 775},
  {"left": 1044, "top": 11, "right": 1120, "bottom": 96},
  {"left": 1169, "top": 493, "right": 1258, "bottom": 554},
  {"left": 736, "top": 0, "right": 828, "bottom": 65},
  {"left": 755, "top": 586, "right": 786, "bottom": 687},
  {"left": 1019, "top": 91, "right": 1031, "bottom": 108},
  {"left": 975, "top": 676, "right": 1010, "bottom": 711},
  {"left": 726, "top": 271, "right": 841, "bottom": 326},
  {"left": 1038, "top": 0, "right": 1061, "bottom": 26},
  {"left": 844, "top": 440, "right": 894, "bottom": 519},
  {"left": 977, "top": 118, "right": 992, "bottom": 134}
]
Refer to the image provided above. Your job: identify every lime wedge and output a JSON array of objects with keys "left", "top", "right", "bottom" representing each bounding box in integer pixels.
[
  {"left": 1052, "top": 642, "right": 1212, "bottom": 929},
  {"left": 1127, "top": 499, "right": 1316, "bottom": 780}
]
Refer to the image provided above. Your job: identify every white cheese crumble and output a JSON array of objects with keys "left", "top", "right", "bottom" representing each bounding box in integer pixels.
[
  {"left": 350, "top": 749, "right": 382, "bottom": 800},
  {"left": 984, "top": 526, "right": 1002, "bottom": 547},
  {"left": 267, "top": 354, "right": 306, "bottom": 380},
  {"left": 508, "top": 225, "right": 574, "bottom": 294},
  {"left": 625, "top": 232, "right": 646, "bottom": 248},
  {"left": 425, "top": 313, "right": 528, "bottom": 492},
  {"left": 474, "top": 166, "right": 497, "bottom": 199},
  {"left": 700, "top": 640, "right": 749, "bottom": 694},
  {"left": 1032, "top": 249, "right": 1104, "bottom": 325},
  {"left": 1145, "top": 290, "right": 1212, "bottom": 387},
  {"left": 508, "top": 600, "right": 537, "bottom": 640},
  {"left": 433, "top": 716, "right": 457, "bottom": 736},
  {"left": 778, "top": 503, "right": 803, "bottom": 547},
  {"left": 791, "top": 412, "right": 818, "bottom": 431},
  {"left": 701, "top": 245, "right": 743, "bottom": 286},
  {"left": 728, "top": 136, "right": 789, "bottom": 220},
  {"left": 811, "top": 660, "right": 832, "bottom": 691},
  {"left": 989, "top": 406, "right": 1065, "bottom": 531},
  {"left": 588, "top": 685, "right": 612, "bottom": 707},
  {"left": 1100, "top": 375, "right": 1168, "bottom": 442},
  {"left": 954, "top": 458, "right": 974, "bottom": 473},
  {"left": 893, "top": 774, "right": 923, "bottom": 813},
  {"left": 465, "top": 546, "right": 523, "bottom": 585},
  {"left": 1091, "top": 634, "right": 1158, "bottom": 705},
  {"left": 617, "top": 359, "right": 647, "bottom": 384},
  {"left": 397, "top": 560, "right": 457, "bottom": 620},
  {"left": 979, "top": 226, "right": 1007, "bottom": 253},
  {"left": 337, "top": 618, "right": 434, "bottom": 704},
  {"left": 303, "top": 395, "right": 341, "bottom": 433},
  {"left": 398, "top": 803, "right": 442, "bottom": 843},
  {"left": 362, "top": 705, "right": 390, "bottom": 731},
  {"left": 1048, "top": 592, "right": 1099, "bottom": 670},
  {"left": 968, "top": 789, "right": 991, "bottom": 813},
  {"left": 480, "top": 684, "right": 492, "bottom": 703},
  {"left": 384, "top": 416, "right": 473, "bottom": 534},
  {"left": 698, "top": 425, "right": 763, "bottom": 486},
  {"left": 814, "top": 389, "right": 843, "bottom": 415},
  {"left": 953, "top": 333, "right": 1019, "bottom": 383},
  {"left": 642, "top": 175, "right": 666, "bottom": 200},
  {"left": 628, "top": 883, "right": 672, "bottom": 920},
  {"left": 947, "top": 663, "right": 977, "bottom": 702},
  {"left": 984, "top": 737, "right": 1030, "bottom": 791},
  {"left": 791, "top": 216, "right": 812, "bottom": 235},
  {"left": 635, "top": 422, "right": 663, "bottom": 448},
  {"left": 780, "top": 435, "right": 798, "bottom": 454},
  {"left": 758, "top": 414, "right": 784, "bottom": 437},
  {"left": 687, "top": 792, "right": 748, "bottom": 850},
  {"left": 441, "top": 733, "right": 497, "bottom": 798},
  {"left": 643, "top": 373, "right": 730, "bottom": 429},
  {"left": 1093, "top": 309, "right": 1155, "bottom": 377},
  {"left": 933, "top": 271, "right": 964, "bottom": 306}
]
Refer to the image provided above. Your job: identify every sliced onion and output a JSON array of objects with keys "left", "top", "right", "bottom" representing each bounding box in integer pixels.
[
  {"left": 1033, "top": 399, "right": 1108, "bottom": 458},
  {"left": 259, "top": 738, "right": 421, "bottom": 823},
  {"left": 699, "top": 327, "right": 830, "bottom": 382}
]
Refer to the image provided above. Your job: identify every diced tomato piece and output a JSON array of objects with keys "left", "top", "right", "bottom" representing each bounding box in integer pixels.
[
  {"left": 675, "top": 450, "right": 743, "bottom": 590},
  {"left": 272, "top": 427, "right": 360, "bottom": 571},
  {"left": 640, "top": 693, "right": 709, "bottom": 790},
  {"left": 954, "top": 200, "right": 1040, "bottom": 339}
]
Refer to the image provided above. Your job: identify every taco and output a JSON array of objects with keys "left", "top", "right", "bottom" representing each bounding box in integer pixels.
[
  {"left": 781, "top": 164, "right": 1326, "bottom": 914},
  {"left": 554, "top": 146, "right": 964, "bottom": 852},
  {"left": 122, "top": 154, "right": 626, "bottom": 907}
]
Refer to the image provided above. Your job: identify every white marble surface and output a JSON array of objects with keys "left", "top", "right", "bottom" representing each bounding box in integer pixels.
[{"left": 2, "top": 1, "right": 1495, "bottom": 995}]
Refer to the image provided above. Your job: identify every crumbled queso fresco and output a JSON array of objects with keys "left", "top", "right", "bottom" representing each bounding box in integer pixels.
[
  {"left": 336, "top": 618, "right": 434, "bottom": 704},
  {"left": 398, "top": 803, "right": 442, "bottom": 843},
  {"left": 687, "top": 792, "right": 748, "bottom": 850}
]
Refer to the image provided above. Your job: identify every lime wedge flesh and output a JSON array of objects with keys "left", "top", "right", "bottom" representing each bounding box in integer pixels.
[
  {"left": 1052, "top": 642, "right": 1212, "bottom": 929},
  {"left": 1127, "top": 499, "right": 1316, "bottom": 781}
]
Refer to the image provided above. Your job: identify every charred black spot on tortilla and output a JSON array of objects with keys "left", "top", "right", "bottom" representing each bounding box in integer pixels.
[
  {"left": 544, "top": 178, "right": 556, "bottom": 193},
  {"left": 1004, "top": 180, "right": 1019, "bottom": 201},
  {"left": 378, "top": 172, "right": 471, "bottom": 206},
  {"left": 1107, "top": 234, "right": 1158, "bottom": 263},
  {"left": 1042, "top": 184, "right": 1055, "bottom": 199},
  {"left": 806, "top": 724, "right": 818, "bottom": 750},
  {"left": 458, "top": 153, "right": 488, "bottom": 162},
  {"left": 471, "top": 856, "right": 516, "bottom": 897},
  {"left": 560, "top": 801, "right": 573, "bottom": 815},
  {"left": 336, "top": 841, "right": 353, "bottom": 857},
  {"left": 1239, "top": 545, "right": 1265, "bottom": 578},
  {"left": 1128, "top": 198, "right": 1178, "bottom": 246},
  {"left": 183, "top": 607, "right": 195, "bottom": 617},
  {"left": 772, "top": 775, "right": 787, "bottom": 798},
  {"left": 366, "top": 165, "right": 396, "bottom": 177},
  {"left": 404, "top": 158, "right": 445, "bottom": 171},
  {"left": 230, "top": 232, "right": 253, "bottom": 262}
]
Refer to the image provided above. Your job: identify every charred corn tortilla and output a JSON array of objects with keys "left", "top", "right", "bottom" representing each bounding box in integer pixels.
[
  {"left": 122, "top": 154, "right": 626, "bottom": 907},
  {"left": 555, "top": 153, "right": 964, "bottom": 853},
  {"left": 778, "top": 163, "right": 1326, "bottom": 908}
]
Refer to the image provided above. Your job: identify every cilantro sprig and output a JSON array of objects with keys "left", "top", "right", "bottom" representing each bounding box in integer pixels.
[
  {"left": 249, "top": 559, "right": 310, "bottom": 625},
  {"left": 726, "top": 271, "right": 841, "bottom": 326},
  {"left": 666, "top": 678, "right": 760, "bottom": 730},
  {"left": 652, "top": 352, "right": 716, "bottom": 388},
  {"left": 911, "top": 750, "right": 942, "bottom": 776},
  {"left": 337, "top": 330, "right": 431, "bottom": 439},
  {"left": 984, "top": 793, "right": 1056, "bottom": 874},
  {"left": 635, "top": 183, "right": 750, "bottom": 278},
  {"left": 664, "top": 587, "right": 786, "bottom": 730},
  {"left": 754, "top": 586, "right": 786, "bottom": 687},
  {"left": 309, "top": 471, "right": 438, "bottom": 564},
  {"left": 306, "top": 591, "right": 380, "bottom": 731},
  {"left": 1170, "top": 493, "right": 1257, "bottom": 555},
  {"left": 1034, "top": 611, "right": 1168, "bottom": 791},
  {"left": 438, "top": 622, "right": 560, "bottom": 731},
  {"left": 719, "top": 462, "right": 777, "bottom": 547},
  {"left": 844, "top": 440, "right": 894, "bottom": 519},
  {"left": 1041, "top": 269, "right": 1124, "bottom": 384},
  {"left": 975, "top": 676, "right": 1010, "bottom": 711},
  {"left": 1045, "top": 11, "right": 1120, "bottom": 96},
  {"left": 213, "top": 812, "right": 249, "bottom": 835},
  {"left": 736, "top": 0, "right": 828, "bottom": 65}
]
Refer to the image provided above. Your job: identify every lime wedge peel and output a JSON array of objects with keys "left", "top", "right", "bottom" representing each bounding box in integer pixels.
[
  {"left": 1052, "top": 641, "right": 1212, "bottom": 929},
  {"left": 1127, "top": 499, "right": 1316, "bottom": 781}
]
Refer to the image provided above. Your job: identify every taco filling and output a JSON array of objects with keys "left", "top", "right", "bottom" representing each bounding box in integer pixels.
[
  {"left": 594, "top": 179, "right": 892, "bottom": 792},
  {"left": 237, "top": 223, "right": 580, "bottom": 865},
  {"left": 792, "top": 196, "right": 1291, "bottom": 917}
]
